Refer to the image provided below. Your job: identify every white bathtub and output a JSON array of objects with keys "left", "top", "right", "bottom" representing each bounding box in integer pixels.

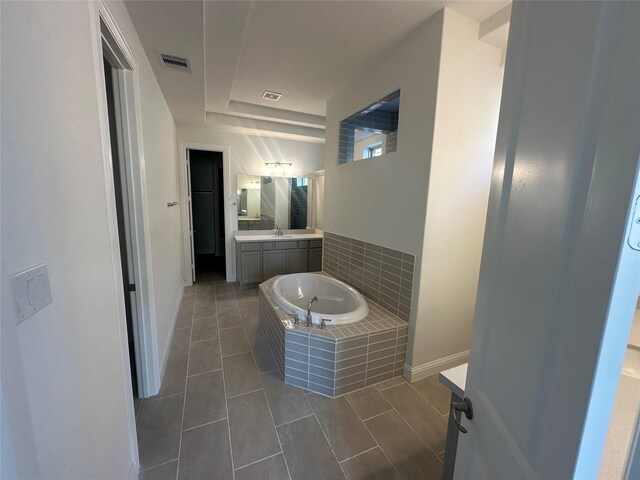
[{"left": 271, "top": 273, "right": 369, "bottom": 326}]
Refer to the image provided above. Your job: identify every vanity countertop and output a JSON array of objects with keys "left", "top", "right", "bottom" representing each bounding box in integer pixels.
[
  {"left": 439, "top": 363, "right": 468, "bottom": 399},
  {"left": 238, "top": 217, "right": 261, "bottom": 221},
  {"left": 234, "top": 231, "right": 324, "bottom": 243}
]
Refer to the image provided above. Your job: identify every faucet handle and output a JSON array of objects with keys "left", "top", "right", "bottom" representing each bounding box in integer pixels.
[{"left": 320, "top": 318, "right": 332, "bottom": 329}]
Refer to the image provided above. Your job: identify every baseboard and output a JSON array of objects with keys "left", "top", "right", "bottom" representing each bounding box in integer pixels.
[
  {"left": 403, "top": 350, "right": 469, "bottom": 382},
  {"left": 128, "top": 462, "right": 139, "bottom": 480},
  {"left": 160, "top": 285, "right": 185, "bottom": 383}
]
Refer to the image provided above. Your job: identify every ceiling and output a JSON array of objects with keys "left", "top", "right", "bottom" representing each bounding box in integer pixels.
[{"left": 124, "top": 0, "right": 511, "bottom": 139}]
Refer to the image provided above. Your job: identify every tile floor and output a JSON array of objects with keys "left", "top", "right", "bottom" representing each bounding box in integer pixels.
[{"left": 134, "top": 278, "right": 450, "bottom": 480}]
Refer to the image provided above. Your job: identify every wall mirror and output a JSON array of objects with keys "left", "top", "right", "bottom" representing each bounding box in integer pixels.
[
  {"left": 339, "top": 89, "right": 400, "bottom": 164},
  {"left": 237, "top": 174, "right": 313, "bottom": 231}
]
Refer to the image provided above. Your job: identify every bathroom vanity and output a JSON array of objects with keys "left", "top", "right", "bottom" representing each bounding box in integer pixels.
[{"left": 234, "top": 232, "right": 324, "bottom": 287}]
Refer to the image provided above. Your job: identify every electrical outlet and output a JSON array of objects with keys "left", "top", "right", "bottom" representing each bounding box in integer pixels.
[{"left": 10, "top": 264, "right": 52, "bottom": 322}]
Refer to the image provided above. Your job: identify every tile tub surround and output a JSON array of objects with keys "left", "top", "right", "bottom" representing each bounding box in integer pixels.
[
  {"left": 322, "top": 231, "right": 415, "bottom": 322},
  {"left": 259, "top": 275, "right": 408, "bottom": 397}
]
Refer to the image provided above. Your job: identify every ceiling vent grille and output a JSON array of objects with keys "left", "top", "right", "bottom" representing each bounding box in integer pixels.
[
  {"left": 159, "top": 53, "right": 191, "bottom": 72},
  {"left": 262, "top": 90, "right": 283, "bottom": 101}
]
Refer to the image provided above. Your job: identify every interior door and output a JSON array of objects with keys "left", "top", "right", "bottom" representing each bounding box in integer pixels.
[
  {"left": 103, "top": 56, "right": 141, "bottom": 396},
  {"left": 186, "top": 150, "right": 195, "bottom": 282},
  {"left": 454, "top": 2, "right": 640, "bottom": 479}
]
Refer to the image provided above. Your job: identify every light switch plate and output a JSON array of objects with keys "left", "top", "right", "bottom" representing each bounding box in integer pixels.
[{"left": 10, "top": 264, "right": 52, "bottom": 322}]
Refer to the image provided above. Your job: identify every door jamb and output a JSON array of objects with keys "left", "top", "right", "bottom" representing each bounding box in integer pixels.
[
  {"left": 89, "top": 1, "right": 162, "bottom": 473},
  {"left": 179, "top": 142, "right": 233, "bottom": 284}
]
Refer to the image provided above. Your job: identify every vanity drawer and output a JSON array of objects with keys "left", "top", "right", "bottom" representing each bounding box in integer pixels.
[
  {"left": 310, "top": 239, "right": 323, "bottom": 249},
  {"left": 275, "top": 241, "right": 298, "bottom": 250},
  {"left": 239, "top": 242, "right": 261, "bottom": 252},
  {"left": 262, "top": 242, "right": 274, "bottom": 251},
  {"left": 297, "top": 240, "right": 309, "bottom": 249}
]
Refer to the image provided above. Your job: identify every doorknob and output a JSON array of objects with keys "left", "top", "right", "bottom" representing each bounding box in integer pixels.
[{"left": 451, "top": 397, "right": 473, "bottom": 434}]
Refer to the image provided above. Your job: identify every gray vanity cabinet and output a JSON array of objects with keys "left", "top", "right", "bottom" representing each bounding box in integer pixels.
[
  {"left": 237, "top": 243, "right": 262, "bottom": 285},
  {"left": 283, "top": 241, "right": 309, "bottom": 274},
  {"left": 263, "top": 243, "right": 286, "bottom": 279},
  {"left": 235, "top": 238, "right": 323, "bottom": 287},
  {"left": 309, "top": 240, "right": 323, "bottom": 271}
]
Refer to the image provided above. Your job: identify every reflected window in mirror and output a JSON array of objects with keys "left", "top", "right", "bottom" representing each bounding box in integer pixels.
[
  {"left": 338, "top": 89, "right": 400, "bottom": 165},
  {"left": 236, "top": 174, "right": 313, "bottom": 231}
]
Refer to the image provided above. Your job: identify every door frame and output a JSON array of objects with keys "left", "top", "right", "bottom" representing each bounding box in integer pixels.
[
  {"left": 89, "top": 1, "right": 161, "bottom": 473},
  {"left": 179, "top": 142, "right": 233, "bottom": 284}
]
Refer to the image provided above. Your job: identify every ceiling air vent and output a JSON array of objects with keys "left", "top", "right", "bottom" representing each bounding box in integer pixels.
[
  {"left": 262, "top": 90, "right": 282, "bottom": 101},
  {"left": 159, "top": 53, "right": 191, "bottom": 73}
]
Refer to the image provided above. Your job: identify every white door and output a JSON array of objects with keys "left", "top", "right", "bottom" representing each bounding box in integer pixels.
[
  {"left": 186, "top": 149, "right": 196, "bottom": 282},
  {"left": 455, "top": 1, "right": 640, "bottom": 479}
]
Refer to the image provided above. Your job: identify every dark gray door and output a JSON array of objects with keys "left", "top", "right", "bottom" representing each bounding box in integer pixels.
[{"left": 190, "top": 150, "right": 225, "bottom": 256}]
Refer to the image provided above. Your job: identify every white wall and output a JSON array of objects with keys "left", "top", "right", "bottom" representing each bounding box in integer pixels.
[
  {"left": 323, "top": 8, "right": 503, "bottom": 379},
  {"left": 246, "top": 190, "right": 260, "bottom": 217},
  {"left": 324, "top": 11, "right": 443, "bottom": 256},
  {"left": 411, "top": 9, "right": 503, "bottom": 375},
  {"left": 176, "top": 126, "right": 324, "bottom": 279},
  {"left": 314, "top": 173, "right": 326, "bottom": 230},
  {"left": 274, "top": 177, "right": 291, "bottom": 228},
  {"left": 0, "top": 1, "right": 181, "bottom": 477}
]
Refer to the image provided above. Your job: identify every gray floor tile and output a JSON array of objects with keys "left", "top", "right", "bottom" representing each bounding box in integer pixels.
[
  {"left": 260, "top": 370, "right": 312, "bottom": 426},
  {"left": 244, "top": 317, "right": 265, "bottom": 343},
  {"left": 139, "top": 460, "right": 178, "bottom": 480},
  {"left": 192, "top": 316, "right": 219, "bottom": 342},
  {"left": 183, "top": 370, "right": 227, "bottom": 430},
  {"left": 306, "top": 394, "right": 376, "bottom": 461},
  {"left": 411, "top": 374, "right": 451, "bottom": 415},
  {"left": 228, "top": 390, "right": 281, "bottom": 468},
  {"left": 218, "top": 308, "right": 244, "bottom": 329},
  {"left": 220, "top": 327, "right": 250, "bottom": 357},
  {"left": 239, "top": 302, "right": 259, "bottom": 320},
  {"left": 381, "top": 383, "right": 447, "bottom": 453},
  {"left": 188, "top": 338, "right": 222, "bottom": 376},
  {"left": 222, "top": 352, "right": 262, "bottom": 397},
  {"left": 277, "top": 416, "right": 346, "bottom": 480},
  {"left": 251, "top": 338, "right": 279, "bottom": 373},
  {"left": 216, "top": 298, "right": 238, "bottom": 313},
  {"left": 235, "top": 453, "right": 290, "bottom": 480},
  {"left": 137, "top": 394, "right": 183, "bottom": 469},
  {"left": 157, "top": 354, "right": 188, "bottom": 397},
  {"left": 365, "top": 410, "right": 442, "bottom": 480},
  {"left": 216, "top": 283, "right": 235, "bottom": 297},
  {"left": 178, "top": 420, "right": 233, "bottom": 480},
  {"left": 235, "top": 288, "right": 258, "bottom": 299},
  {"left": 194, "top": 293, "right": 217, "bottom": 319},
  {"left": 175, "top": 300, "right": 194, "bottom": 329},
  {"left": 374, "top": 376, "right": 405, "bottom": 391},
  {"left": 346, "top": 387, "right": 393, "bottom": 420},
  {"left": 341, "top": 447, "right": 401, "bottom": 480},
  {"left": 169, "top": 327, "right": 191, "bottom": 356}
]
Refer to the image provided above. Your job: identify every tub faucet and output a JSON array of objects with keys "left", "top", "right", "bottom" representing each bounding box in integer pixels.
[{"left": 306, "top": 296, "right": 318, "bottom": 327}]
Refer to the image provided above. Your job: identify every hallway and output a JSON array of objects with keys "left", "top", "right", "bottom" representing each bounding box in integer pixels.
[{"left": 135, "top": 280, "right": 449, "bottom": 480}]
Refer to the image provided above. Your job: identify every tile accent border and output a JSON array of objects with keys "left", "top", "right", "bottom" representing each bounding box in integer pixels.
[
  {"left": 259, "top": 275, "right": 408, "bottom": 397},
  {"left": 322, "top": 232, "right": 415, "bottom": 322}
]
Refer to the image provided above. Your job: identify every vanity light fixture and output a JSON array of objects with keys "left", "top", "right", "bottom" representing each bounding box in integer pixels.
[{"left": 264, "top": 161, "right": 293, "bottom": 175}]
